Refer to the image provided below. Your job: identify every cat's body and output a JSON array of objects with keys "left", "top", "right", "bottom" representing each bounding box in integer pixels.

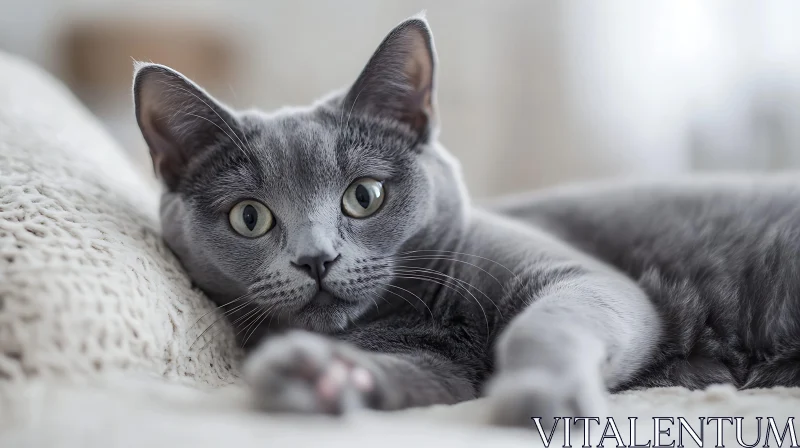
[
  {"left": 494, "top": 175, "right": 800, "bottom": 391},
  {"left": 133, "top": 15, "right": 800, "bottom": 427}
]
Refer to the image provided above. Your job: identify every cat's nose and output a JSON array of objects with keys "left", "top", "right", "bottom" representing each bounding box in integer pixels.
[{"left": 292, "top": 252, "right": 340, "bottom": 281}]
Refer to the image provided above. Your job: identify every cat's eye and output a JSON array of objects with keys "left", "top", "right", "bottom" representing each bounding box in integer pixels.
[
  {"left": 342, "top": 178, "right": 385, "bottom": 218},
  {"left": 229, "top": 200, "right": 274, "bottom": 237}
]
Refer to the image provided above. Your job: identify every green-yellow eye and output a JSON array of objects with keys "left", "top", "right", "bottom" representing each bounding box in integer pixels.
[
  {"left": 229, "top": 200, "right": 273, "bottom": 237},
  {"left": 342, "top": 178, "right": 385, "bottom": 218}
]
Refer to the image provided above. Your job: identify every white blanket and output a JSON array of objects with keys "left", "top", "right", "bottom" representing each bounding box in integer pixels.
[{"left": 1, "top": 51, "right": 798, "bottom": 448}]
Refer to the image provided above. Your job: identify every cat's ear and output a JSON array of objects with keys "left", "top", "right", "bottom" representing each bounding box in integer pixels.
[
  {"left": 133, "top": 63, "right": 241, "bottom": 190},
  {"left": 343, "top": 15, "right": 437, "bottom": 139}
]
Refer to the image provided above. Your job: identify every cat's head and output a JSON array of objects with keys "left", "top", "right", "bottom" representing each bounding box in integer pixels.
[{"left": 133, "top": 16, "right": 468, "bottom": 334}]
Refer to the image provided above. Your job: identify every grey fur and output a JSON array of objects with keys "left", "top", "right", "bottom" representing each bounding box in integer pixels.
[{"left": 133, "top": 15, "right": 800, "bottom": 426}]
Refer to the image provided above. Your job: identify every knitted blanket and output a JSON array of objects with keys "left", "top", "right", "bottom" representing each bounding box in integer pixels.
[{"left": 1, "top": 51, "right": 798, "bottom": 448}]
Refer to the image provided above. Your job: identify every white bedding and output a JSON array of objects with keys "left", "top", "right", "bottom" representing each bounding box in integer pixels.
[{"left": 1, "top": 51, "right": 798, "bottom": 448}]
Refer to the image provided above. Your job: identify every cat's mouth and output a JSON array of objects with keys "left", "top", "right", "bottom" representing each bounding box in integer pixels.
[
  {"left": 313, "top": 290, "right": 338, "bottom": 306},
  {"left": 285, "top": 285, "right": 373, "bottom": 333},
  {"left": 293, "top": 289, "right": 354, "bottom": 322},
  {"left": 286, "top": 286, "right": 367, "bottom": 331},
  {"left": 305, "top": 288, "right": 357, "bottom": 308},
  {"left": 312, "top": 285, "right": 361, "bottom": 306}
]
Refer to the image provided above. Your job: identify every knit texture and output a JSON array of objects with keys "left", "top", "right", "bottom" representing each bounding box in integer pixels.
[{"left": 0, "top": 52, "right": 242, "bottom": 391}]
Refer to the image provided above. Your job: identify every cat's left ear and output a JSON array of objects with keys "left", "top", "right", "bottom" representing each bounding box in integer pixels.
[{"left": 343, "top": 14, "right": 437, "bottom": 140}]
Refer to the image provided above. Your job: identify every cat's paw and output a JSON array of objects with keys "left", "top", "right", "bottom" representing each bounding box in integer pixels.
[
  {"left": 484, "top": 368, "right": 608, "bottom": 429},
  {"left": 242, "top": 331, "right": 387, "bottom": 415}
]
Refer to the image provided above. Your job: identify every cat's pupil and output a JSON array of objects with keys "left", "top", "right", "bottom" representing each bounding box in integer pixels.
[
  {"left": 355, "top": 185, "right": 371, "bottom": 209},
  {"left": 242, "top": 205, "right": 258, "bottom": 231}
]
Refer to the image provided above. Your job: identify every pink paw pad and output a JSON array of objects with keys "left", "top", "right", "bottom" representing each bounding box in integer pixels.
[{"left": 315, "top": 359, "right": 375, "bottom": 403}]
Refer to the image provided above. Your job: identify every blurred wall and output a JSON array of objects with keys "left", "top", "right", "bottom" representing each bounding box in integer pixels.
[{"left": 1, "top": 0, "right": 800, "bottom": 199}]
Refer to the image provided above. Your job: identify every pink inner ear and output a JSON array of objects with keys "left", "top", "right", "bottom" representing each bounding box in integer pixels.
[
  {"left": 403, "top": 32, "right": 434, "bottom": 104},
  {"left": 139, "top": 94, "right": 189, "bottom": 186}
]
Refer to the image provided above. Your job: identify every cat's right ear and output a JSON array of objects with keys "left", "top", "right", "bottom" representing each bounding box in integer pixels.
[
  {"left": 133, "top": 63, "right": 241, "bottom": 191},
  {"left": 343, "top": 15, "right": 438, "bottom": 141}
]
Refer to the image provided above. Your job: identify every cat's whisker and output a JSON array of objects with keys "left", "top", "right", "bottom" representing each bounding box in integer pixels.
[
  {"left": 240, "top": 304, "right": 271, "bottom": 335},
  {"left": 369, "top": 296, "right": 380, "bottom": 312},
  {"left": 235, "top": 118, "right": 255, "bottom": 159},
  {"left": 181, "top": 111, "right": 253, "bottom": 165},
  {"left": 187, "top": 298, "right": 256, "bottom": 347},
  {"left": 157, "top": 81, "right": 257, "bottom": 160},
  {"left": 266, "top": 305, "right": 282, "bottom": 331},
  {"left": 373, "top": 293, "right": 391, "bottom": 305},
  {"left": 344, "top": 86, "right": 367, "bottom": 133},
  {"left": 390, "top": 249, "right": 520, "bottom": 280},
  {"left": 345, "top": 308, "right": 366, "bottom": 331},
  {"left": 390, "top": 273, "right": 490, "bottom": 334},
  {"left": 338, "top": 98, "right": 346, "bottom": 133},
  {"left": 190, "top": 304, "right": 260, "bottom": 351},
  {"left": 219, "top": 308, "right": 269, "bottom": 350},
  {"left": 187, "top": 290, "right": 257, "bottom": 332},
  {"left": 375, "top": 284, "right": 434, "bottom": 320},
  {"left": 388, "top": 255, "right": 508, "bottom": 293},
  {"left": 394, "top": 266, "right": 503, "bottom": 318},
  {"left": 241, "top": 305, "right": 276, "bottom": 347}
]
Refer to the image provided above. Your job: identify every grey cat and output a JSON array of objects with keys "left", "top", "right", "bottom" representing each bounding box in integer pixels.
[{"left": 133, "top": 15, "right": 800, "bottom": 427}]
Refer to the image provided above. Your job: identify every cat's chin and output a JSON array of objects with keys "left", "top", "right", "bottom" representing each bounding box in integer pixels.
[{"left": 291, "top": 295, "right": 369, "bottom": 334}]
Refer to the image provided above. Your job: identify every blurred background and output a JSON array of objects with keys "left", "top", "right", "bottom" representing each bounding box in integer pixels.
[{"left": 1, "top": 0, "right": 800, "bottom": 199}]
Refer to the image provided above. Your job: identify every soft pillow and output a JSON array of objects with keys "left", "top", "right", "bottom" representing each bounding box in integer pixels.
[{"left": 0, "top": 51, "right": 241, "bottom": 391}]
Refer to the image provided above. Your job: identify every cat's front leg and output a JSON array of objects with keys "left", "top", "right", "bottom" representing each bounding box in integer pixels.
[
  {"left": 243, "top": 331, "right": 393, "bottom": 414},
  {"left": 486, "top": 271, "right": 662, "bottom": 427}
]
